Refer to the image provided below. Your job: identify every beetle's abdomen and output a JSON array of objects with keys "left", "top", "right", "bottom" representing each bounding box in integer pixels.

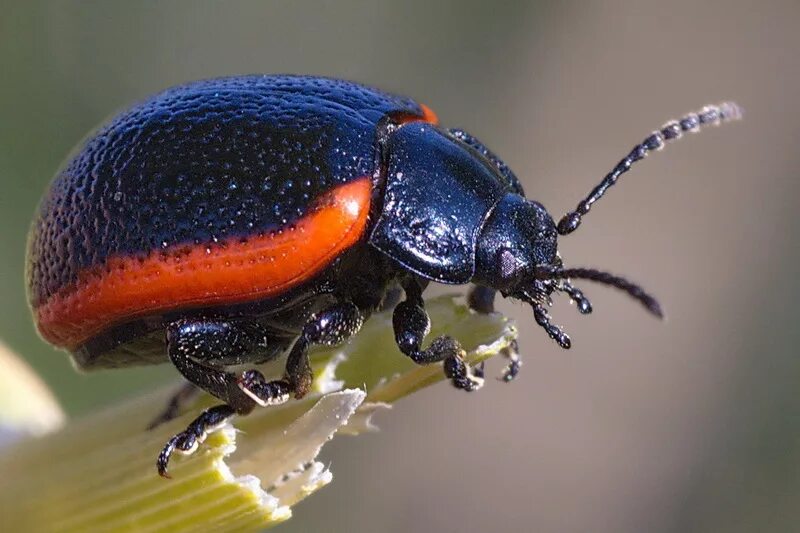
[{"left": 27, "top": 75, "right": 428, "bottom": 350}]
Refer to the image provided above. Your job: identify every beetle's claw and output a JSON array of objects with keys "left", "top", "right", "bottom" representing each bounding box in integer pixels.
[
  {"left": 157, "top": 433, "right": 198, "bottom": 478},
  {"left": 156, "top": 404, "right": 237, "bottom": 479},
  {"left": 157, "top": 435, "right": 179, "bottom": 478}
]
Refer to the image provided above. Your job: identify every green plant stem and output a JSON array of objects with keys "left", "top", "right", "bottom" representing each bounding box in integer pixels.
[{"left": 0, "top": 295, "right": 517, "bottom": 532}]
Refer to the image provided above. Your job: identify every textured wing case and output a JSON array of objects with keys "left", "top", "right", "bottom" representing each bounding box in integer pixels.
[{"left": 27, "top": 75, "right": 427, "bottom": 352}]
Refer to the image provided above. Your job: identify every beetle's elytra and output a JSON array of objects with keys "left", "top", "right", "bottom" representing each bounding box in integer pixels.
[{"left": 26, "top": 75, "right": 741, "bottom": 476}]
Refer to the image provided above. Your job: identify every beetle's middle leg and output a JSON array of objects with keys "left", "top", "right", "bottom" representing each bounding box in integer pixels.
[
  {"left": 164, "top": 319, "right": 273, "bottom": 412},
  {"left": 237, "top": 301, "right": 365, "bottom": 405}
]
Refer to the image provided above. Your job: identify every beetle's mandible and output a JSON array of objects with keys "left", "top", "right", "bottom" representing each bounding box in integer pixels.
[{"left": 25, "top": 75, "right": 741, "bottom": 476}]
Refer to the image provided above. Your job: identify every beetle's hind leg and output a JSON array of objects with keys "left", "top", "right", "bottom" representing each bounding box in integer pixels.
[
  {"left": 238, "top": 302, "right": 365, "bottom": 405},
  {"left": 158, "top": 306, "right": 365, "bottom": 477},
  {"left": 394, "top": 279, "right": 484, "bottom": 391},
  {"left": 158, "top": 319, "right": 271, "bottom": 476}
]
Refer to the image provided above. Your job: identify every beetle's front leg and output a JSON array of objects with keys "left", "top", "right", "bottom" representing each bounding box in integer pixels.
[
  {"left": 237, "top": 302, "right": 365, "bottom": 405},
  {"left": 466, "top": 285, "right": 523, "bottom": 382},
  {"left": 394, "top": 280, "right": 484, "bottom": 391}
]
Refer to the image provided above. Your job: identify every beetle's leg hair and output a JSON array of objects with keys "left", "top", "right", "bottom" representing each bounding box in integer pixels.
[
  {"left": 237, "top": 302, "right": 364, "bottom": 405},
  {"left": 157, "top": 404, "right": 236, "bottom": 478},
  {"left": 467, "top": 285, "right": 496, "bottom": 314},
  {"left": 393, "top": 279, "right": 484, "bottom": 391},
  {"left": 147, "top": 382, "right": 201, "bottom": 430}
]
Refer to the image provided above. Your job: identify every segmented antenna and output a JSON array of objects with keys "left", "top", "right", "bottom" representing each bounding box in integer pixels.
[
  {"left": 535, "top": 266, "right": 663, "bottom": 318},
  {"left": 557, "top": 102, "right": 742, "bottom": 236}
]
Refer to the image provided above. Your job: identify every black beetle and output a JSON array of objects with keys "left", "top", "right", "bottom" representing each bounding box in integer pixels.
[{"left": 25, "top": 75, "right": 741, "bottom": 476}]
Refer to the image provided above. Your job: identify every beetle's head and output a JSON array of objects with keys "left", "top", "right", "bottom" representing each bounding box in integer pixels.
[
  {"left": 473, "top": 101, "right": 742, "bottom": 348},
  {"left": 474, "top": 193, "right": 558, "bottom": 295},
  {"left": 474, "top": 192, "right": 663, "bottom": 349}
]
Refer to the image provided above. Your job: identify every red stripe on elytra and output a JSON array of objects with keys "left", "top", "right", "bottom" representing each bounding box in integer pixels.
[
  {"left": 392, "top": 103, "right": 439, "bottom": 127},
  {"left": 35, "top": 178, "right": 372, "bottom": 350}
]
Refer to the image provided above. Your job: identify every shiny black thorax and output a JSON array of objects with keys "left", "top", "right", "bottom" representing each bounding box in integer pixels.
[{"left": 370, "top": 122, "right": 558, "bottom": 292}]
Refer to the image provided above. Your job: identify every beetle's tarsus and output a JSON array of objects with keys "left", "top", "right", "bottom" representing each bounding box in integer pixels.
[
  {"left": 444, "top": 353, "right": 485, "bottom": 392},
  {"left": 157, "top": 404, "right": 237, "bottom": 478}
]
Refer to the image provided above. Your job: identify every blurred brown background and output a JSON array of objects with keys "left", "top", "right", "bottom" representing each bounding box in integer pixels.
[{"left": 1, "top": 1, "right": 798, "bottom": 531}]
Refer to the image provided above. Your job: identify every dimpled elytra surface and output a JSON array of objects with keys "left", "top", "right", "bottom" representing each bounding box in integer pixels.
[{"left": 27, "top": 75, "right": 429, "bottom": 351}]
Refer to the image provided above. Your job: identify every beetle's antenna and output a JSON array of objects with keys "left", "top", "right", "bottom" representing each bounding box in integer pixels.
[
  {"left": 557, "top": 102, "right": 743, "bottom": 236},
  {"left": 535, "top": 266, "right": 663, "bottom": 318}
]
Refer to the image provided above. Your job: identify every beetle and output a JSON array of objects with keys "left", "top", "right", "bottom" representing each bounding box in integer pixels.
[{"left": 26, "top": 75, "right": 740, "bottom": 476}]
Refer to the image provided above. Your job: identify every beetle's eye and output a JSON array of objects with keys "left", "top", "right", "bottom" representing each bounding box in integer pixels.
[{"left": 497, "top": 248, "right": 522, "bottom": 285}]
